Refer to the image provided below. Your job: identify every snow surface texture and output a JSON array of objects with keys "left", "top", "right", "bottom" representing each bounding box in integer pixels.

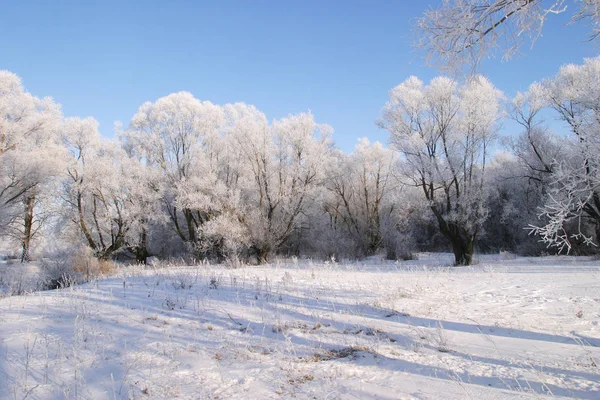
[{"left": 1, "top": 254, "right": 599, "bottom": 399}]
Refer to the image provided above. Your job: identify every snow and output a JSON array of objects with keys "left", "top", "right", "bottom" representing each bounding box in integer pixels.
[{"left": 1, "top": 254, "right": 599, "bottom": 399}]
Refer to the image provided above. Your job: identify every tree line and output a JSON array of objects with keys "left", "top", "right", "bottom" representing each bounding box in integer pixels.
[{"left": 2, "top": 57, "right": 599, "bottom": 266}]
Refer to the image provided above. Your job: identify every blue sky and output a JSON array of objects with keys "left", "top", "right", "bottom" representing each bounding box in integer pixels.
[{"left": 1, "top": 1, "right": 597, "bottom": 152}]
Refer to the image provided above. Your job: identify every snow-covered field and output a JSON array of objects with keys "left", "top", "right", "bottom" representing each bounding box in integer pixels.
[{"left": 1, "top": 254, "right": 599, "bottom": 399}]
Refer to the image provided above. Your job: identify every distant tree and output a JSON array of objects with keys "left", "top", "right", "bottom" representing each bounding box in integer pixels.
[
  {"left": 192, "top": 103, "right": 267, "bottom": 261},
  {"left": 508, "top": 86, "right": 562, "bottom": 184},
  {"left": 379, "top": 76, "right": 502, "bottom": 265},
  {"left": 415, "top": 0, "right": 600, "bottom": 71},
  {"left": 0, "top": 71, "right": 64, "bottom": 261},
  {"left": 483, "top": 151, "right": 549, "bottom": 254},
  {"left": 324, "top": 138, "right": 398, "bottom": 256},
  {"left": 528, "top": 56, "right": 600, "bottom": 252}
]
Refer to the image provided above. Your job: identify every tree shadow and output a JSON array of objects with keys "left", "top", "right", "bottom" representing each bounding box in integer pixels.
[{"left": 1, "top": 269, "right": 598, "bottom": 399}]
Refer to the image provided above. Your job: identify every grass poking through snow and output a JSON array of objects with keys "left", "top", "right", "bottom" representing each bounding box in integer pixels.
[{"left": 1, "top": 254, "right": 599, "bottom": 399}]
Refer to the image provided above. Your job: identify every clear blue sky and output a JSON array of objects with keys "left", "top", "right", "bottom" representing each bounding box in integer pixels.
[{"left": 1, "top": 1, "right": 597, "bottom": 152}]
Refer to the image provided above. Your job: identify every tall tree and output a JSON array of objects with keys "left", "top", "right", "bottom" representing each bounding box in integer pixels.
[
  {"left": 379, "top": 76, "right": 502, "bottom": 265},
  {"left": 0, "top": 70, "right": 63, "bottom": 261},
  {"left": 478, "top": 88, "right": 564, "bottom": 255},
  {"left": 62, "top": 117, "right": 143, "bottom": 260},
  {"left": 127, "top": 92, "right": 225, "bottom": 254},
  {"left": 227, "top": 106, "right": 333, "bottom": 262}
]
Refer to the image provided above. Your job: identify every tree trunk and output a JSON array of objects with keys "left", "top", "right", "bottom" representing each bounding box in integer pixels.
[
  {"left": 450, "top": 236, "right": 474, "bottom": 266},
  {"left": 135, "top": 227, "right": 150, "bottom": 264},
  {"left": 184, "top": 209, "right": 196, "bottom": 244},
  {"left": 432, "top": 208, "right": 475, "bottom": 266},
  {"left": 255, "top": 246, "right": 271, "bottom": 264},
  {"left": 20, "top": 194, "right": 36, "bottom": 263}
]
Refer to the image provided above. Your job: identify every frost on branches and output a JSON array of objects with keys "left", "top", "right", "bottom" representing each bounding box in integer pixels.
[
  {"left": 124, "top": 96, "right": 334, "bottom": 263},
  {"left": 126, "top": 92, "right": 226, "bottom": 256},
  {"left": 62, "top": 118, "right": 151, "bottom": 260},
  {"left": 528, "top": 56, "right": 600, "bottom": 253},
  {"left": 323, "top": 138, "right": 399, "bottom": 257},
  {"left": 379, "top": 76, "right": 502, "bottom": 265},
  {"left": 0, "top": 71, "right": 64, "bottom": 261},
  {"left": 226, "top": 108, "right": 333, "bottom": 263},
  {"left": 415, "top": 0, "right": 600, "bottom": 72}
]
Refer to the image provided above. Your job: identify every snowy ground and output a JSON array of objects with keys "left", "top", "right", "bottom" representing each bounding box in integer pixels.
[{"left": 1, "top": 254, "right": 599, "bottom": 399}]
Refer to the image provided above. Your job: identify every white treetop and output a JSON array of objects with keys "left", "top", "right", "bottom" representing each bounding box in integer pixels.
[
  {"left": 0, "top": 71, "right": 63, "bottom": 255},
  {"left": 379, "top": 75, "right": 503, "bottom": 264},
  {"left": 127, "top": 92, "right": 226, "bottom": 249},
  {"left": 226, "top": 108, "right": 333, "bottom": 261}
]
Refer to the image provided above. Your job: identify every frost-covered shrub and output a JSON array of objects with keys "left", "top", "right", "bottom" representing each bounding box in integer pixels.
[
  {"left": 223, "top": 256, "right": 246, "bottom": 269},
  {"left": 381, "top": 207, "right": 417, "bottom": 261},
  {"left": 40, "top": 255, "right": 83, "bottom": 290},
  {"left": 40, "top": 246, "right": 117, "bottom": 289}
]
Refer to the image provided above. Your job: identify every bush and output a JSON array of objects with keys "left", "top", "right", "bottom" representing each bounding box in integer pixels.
[
  {"left": 40, "top": 246, "right": 118, "bottom": 289},
  {"left": 40, "top": 255, "right": 82, "bottom": 290}
]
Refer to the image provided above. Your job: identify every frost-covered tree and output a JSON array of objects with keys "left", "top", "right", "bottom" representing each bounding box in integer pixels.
[
  {"left": 478, "top": 84, "right": 567, "bottom": 255},
  {"left": 528, "top": 56, "right": 600, "bottom": 252},
  {"left": 324, "top": 138, "right": 398, "bottom": 256},
  {"left": 127, "top": 92, "right": 225, "bottom": 254},
  {"left": 0, "top": 71, "right": 64, "bottom": 261},
  {"left": 415, "top": 0, "right": 600, "bottom": 71},
  {"left": 508, "top": 86, "right": 562, "bottom": 184},
  {"left": 227, "top": 108, "right": 333, "bottom": 262},
  {"left": 191, "top": 103, "right": 265, "bottom": 261},
  {"left": 62, "top": 118, "right": 143, "bottom": 260},
  {"left": 483, "top": 151, "right": 545, "bottom": 254},
  {"left": 379, "top": 76, "right": 502, "bottom": 265},
  {"left": 119, "top": 131, "right": 164, "bottom": 263}
]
